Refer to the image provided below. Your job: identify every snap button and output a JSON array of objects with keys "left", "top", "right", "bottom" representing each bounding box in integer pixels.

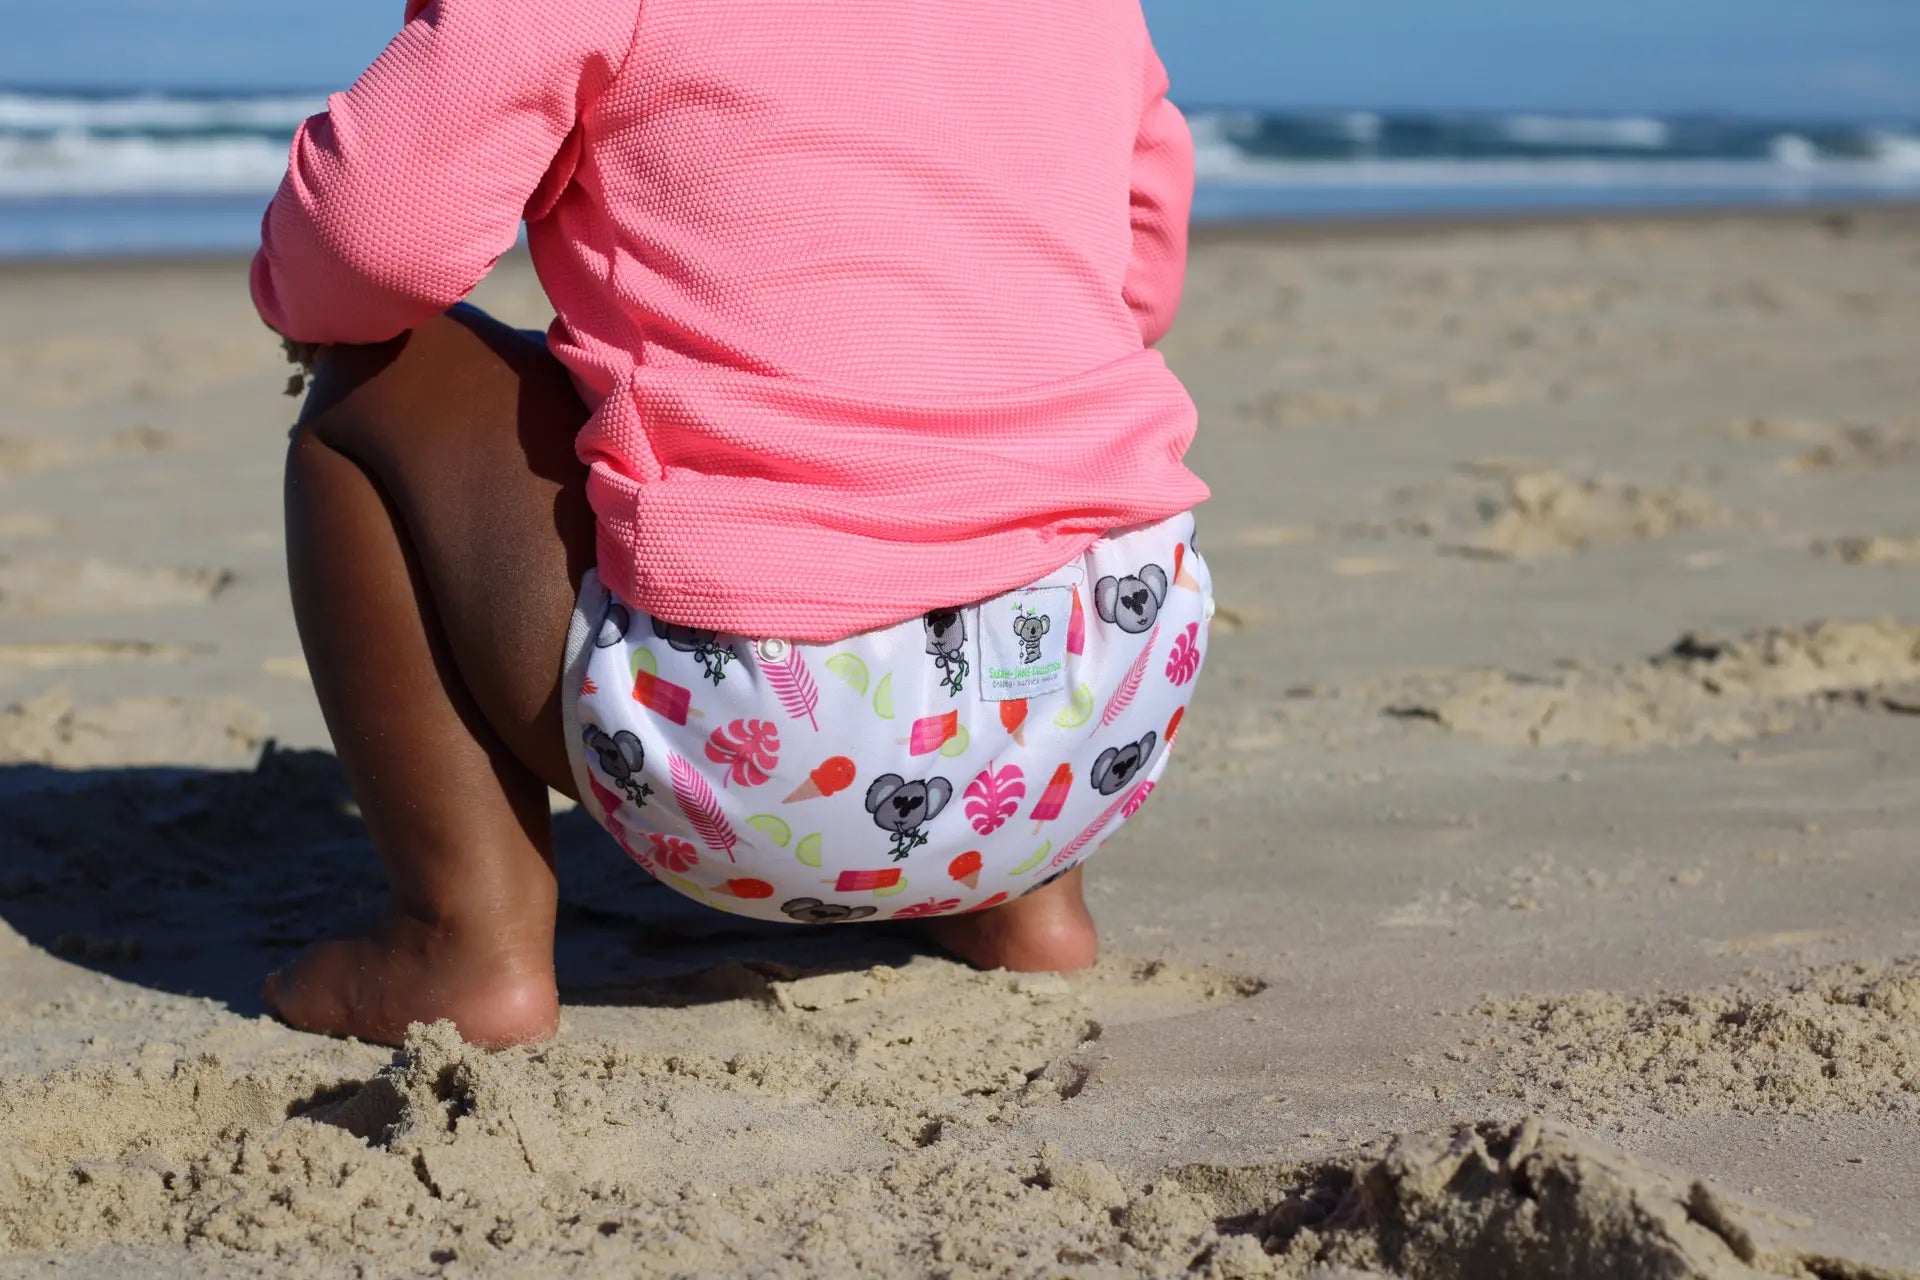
[{"left": 755, "top": 638, "right": 791, "bottom": 663}]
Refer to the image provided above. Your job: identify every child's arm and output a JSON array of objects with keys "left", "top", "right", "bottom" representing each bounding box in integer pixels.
[
  {"left": 1121, "top": 40, "right": 1195, "bottom": 349},
  {"left": 251, "top": 0, "right": 636, "bottom": 346}
]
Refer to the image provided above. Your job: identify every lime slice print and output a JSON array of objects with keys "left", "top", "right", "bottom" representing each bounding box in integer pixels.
[
  {"left": 795, "top": 832, "right": 823, "bottom": 867},
  {"left": 873, "top": 672, "right": 896, "bottom": 720},
  {"left": 663, "top": 873, "right": 706, "bottom": 902},
  {"left": 939, "top": 721, "right": 971, "bottom": 759},
  {"left": 873, "top": 874, "right": 908, "bottom": 898},
  {"left": 746, "top": 814, "right": 792, "bottom": 847},
  {"left": 630, "top": 647, "right": 658, "bottom": 678},
  {"left": 824, "top": 652, "right": 869, "bottom": 695},
  {"left": 1052, "top": 682, "right": 1094, "bottom": 729},
  {"left": 1010, "top": 841, "right": 1051, "bottom": 875}
]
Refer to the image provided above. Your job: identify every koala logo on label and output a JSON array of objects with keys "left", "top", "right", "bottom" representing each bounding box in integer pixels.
[
  {"left": 865, "top": 773, "right": 954, "bottom": 861},
  {"left": 652, "top": 618, "right": 736, "bottom": 685},
  {"left": 1011, "top": 608, "right": 1050, "bottom": 665},
  {"left": 1093, "top": 565, "right": 1168, "bottom": 635},
  {"left": 924, "top": 609, "right": 969, "bottom": 697}
]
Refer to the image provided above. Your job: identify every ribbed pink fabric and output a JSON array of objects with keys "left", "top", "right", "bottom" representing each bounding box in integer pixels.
[{"left": 253, "top": 0, "right": 1206, "bottom": 641}]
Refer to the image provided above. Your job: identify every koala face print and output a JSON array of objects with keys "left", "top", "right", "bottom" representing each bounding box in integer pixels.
[
  {"left": 782, "top": 897, "right": 879, "bottom": 924},
  {"left": 595, "top": 602, "right": 631, "bottom": 648},
  {"left": 651, "top": 617, "right": 735, "bottom": 684},
  {"left": 653, "top": 617, "right": 720, "bottom": 653},
  {"left": 924, "top": 608, "right": 970, "bottom": 696},
  {"left": 865, "top": 772, "right": 955, "bottom": 860},
  {"left": 583, "top": 725, "right": 644, "bottom": 779},
  {"left": 1093, "top": 565, "right": 1168, "bottom": 635},
  {"left": 582, "top": 725, "right": 654, "bottom": 807},
  {"left": 924, "top": 609, "right": 966, "bottom": 658},
  {"left": 1091, "top": 731, "right": 1157, "bottom": 796}
]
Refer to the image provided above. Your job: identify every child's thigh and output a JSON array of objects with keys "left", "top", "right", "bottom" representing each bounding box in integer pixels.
[{"left": 293, "top": 307, "right": 595, "bottom": 793}]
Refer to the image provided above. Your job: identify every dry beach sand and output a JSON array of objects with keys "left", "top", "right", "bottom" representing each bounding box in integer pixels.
[{"left": 2, "top": 209, "right": 1918, "bottom": 1276}]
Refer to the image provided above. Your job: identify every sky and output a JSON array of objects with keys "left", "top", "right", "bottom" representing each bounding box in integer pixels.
[{"left": 0, "top": 0, "right": 1915, "bottom": 117}]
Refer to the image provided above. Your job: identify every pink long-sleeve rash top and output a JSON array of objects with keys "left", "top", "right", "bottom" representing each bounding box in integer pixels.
[{"left": 252, "top": 0, "right": 1208, "bottom": 642}]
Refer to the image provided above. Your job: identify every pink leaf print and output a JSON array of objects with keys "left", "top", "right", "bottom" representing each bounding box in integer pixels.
[
  {"left": 669, "top": 753, "right": 737, "bottom": 861},
  {"left": 1044, "top": 783, "right": 1145, "bottom": 873},
  {"left": 705, "top": 718, "right": 780, "bottom": 788},
  {"left": 890, "top": 897, "right": 963, "bottom": 919},
  {"left": 964, "top": 764, "right": 1026, "bottom": 835},
  {"left": 609, "top": 818, "right": 657, "bottom": 878},
  {"left": 763, "top": 648, "right": 820, "bottom": 731},
  {"left": 1100, "top": 624, "right": 1159, "bottom": 728},
  {"left": 1165, "top": 623, "right": 1201, "bottom": 686},
  {"left": 647, "top": 833, "right": 700, "bottom": 873},
  {"left": 1122, "top": 780, "right": 1155, "bottom": 818},
  {"left": 580, "top": 675, "right": 598, "bottom": 697}
]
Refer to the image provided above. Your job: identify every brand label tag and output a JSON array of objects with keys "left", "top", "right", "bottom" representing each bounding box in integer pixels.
[{"left": 976, "top": 586, "right": 1071, "bottom": 702}]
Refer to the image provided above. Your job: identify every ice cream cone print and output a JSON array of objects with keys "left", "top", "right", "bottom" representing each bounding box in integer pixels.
[
  {"left": 1031, "top": 762, "right": 1073, "bottom": 831},
  {"left": 1067, "top": 586, "right": 1086, "bottom": 655},
  {"left": 906, "top": 710, "right": 960, "bottom": 756},
  {"left": 831, "top": 867, "right": 902, "bottom": 893},
  {"left": 1000, "top": 699, "right": 1028, "bottom": 745},
  {"left": 785, "top": 755, "right": 856, "bottom": 802},
  {"left": 1173, "top": 540, "right": 1200, "bottom": 593},
  {"left": 631, "top": 668, "right": 693, "bottom": 725},
  {"left": 948, "top": 849, "right": 983, "bottom": 889}
]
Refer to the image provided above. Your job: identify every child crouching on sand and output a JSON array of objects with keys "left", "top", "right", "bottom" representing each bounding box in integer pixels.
[{"left": 254, "top": 0, "right": 1212, "bottom": 1047}]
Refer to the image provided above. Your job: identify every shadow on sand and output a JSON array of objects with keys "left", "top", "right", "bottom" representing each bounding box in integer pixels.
[{"left": 0, "top": 745, "right": 927, "bottom": 1019}]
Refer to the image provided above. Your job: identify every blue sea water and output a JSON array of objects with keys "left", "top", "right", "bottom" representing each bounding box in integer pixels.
[{"left": 2, "top": 89, "right": 1917, "bottom": 257}]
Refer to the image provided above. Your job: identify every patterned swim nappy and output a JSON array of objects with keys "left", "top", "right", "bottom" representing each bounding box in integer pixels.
[{"left": 562, "top": 512, "right": 1213, "bottom": 924}]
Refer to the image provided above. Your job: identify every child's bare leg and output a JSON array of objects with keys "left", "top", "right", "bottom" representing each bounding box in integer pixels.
[
  {"left": 266, "top": 308, "right": 594, "bottom": 1048},
  {"left": 265, "top": 309, "right": 1096, "bottom": 1041},
  {"left": 920, "top": 867, "right": 1098, "bottom": 972}
]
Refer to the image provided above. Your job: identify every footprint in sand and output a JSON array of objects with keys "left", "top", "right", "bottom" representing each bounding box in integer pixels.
[
  {"left": 1812, "top": 534, "right": 1920, "bottom": 567},
  {"left": 1722, "top": 416, "right": 1920, "bottom": 473},
  {"left": 0, "top": 685, "right": 266, "bottom": 767},
  {"left": 0, "top": 557, "right": 233, "bottom": 615},
  {"left": 0, "top": 640, "right": 201, "bottom": 672},
  {"left": 1364, "top": 620, "right": 1920, "bottom": 750}
]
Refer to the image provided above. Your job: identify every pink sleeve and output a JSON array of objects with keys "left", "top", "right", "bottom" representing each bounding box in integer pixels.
[
  {"left": 251, "top": 0, "right": 636, "bottom": 345},
  {"left": 1121, "top": 39, "right": 1195, "bottom": 348}
]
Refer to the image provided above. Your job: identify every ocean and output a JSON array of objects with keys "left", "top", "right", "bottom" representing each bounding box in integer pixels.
[{"left": 3, "top": 88, "right": 1918, "bottom": 257}]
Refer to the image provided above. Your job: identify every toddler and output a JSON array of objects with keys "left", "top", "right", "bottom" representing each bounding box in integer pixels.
[{"left": 255, "top": 0, "right": 1212, "bottom": 1047}]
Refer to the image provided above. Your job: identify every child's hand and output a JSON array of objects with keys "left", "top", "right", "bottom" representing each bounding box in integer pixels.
[{"left": 280, "top": 336, "right": 332, "bottom": 398}]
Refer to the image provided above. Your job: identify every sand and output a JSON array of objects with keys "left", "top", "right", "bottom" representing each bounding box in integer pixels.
[{"left": 3, "top": 208, "right": 1919, "bottom": 1276}]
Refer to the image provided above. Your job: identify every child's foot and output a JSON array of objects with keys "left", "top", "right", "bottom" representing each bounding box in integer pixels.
[
  {"left": 263, "top": 908, "right": 559, "bottom": 1049},
  {"left": 919, "top": 867, "right": 1099, "bottom": 972}
]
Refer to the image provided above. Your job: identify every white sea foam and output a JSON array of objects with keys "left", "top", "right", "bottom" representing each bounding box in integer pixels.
[
  {"left": 0, "top": 91, "right": 322, "bottom": 134},
  {"left": 0, "top": 131, "right": 291, "bottom": 197},
  {"left": 1499, "top": 114, "right": 1672, "bottom": 149},
  {"left": 1188, "top": 151, "right": 1920, "bottom": 193}
]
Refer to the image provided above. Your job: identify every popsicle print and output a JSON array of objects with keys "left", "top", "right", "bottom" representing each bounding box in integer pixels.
[
  {"left": 1067, "top": 586, "right": 1086, "bottom": 656},
  {"left": 907, "top": 710, "right": 960, "bottom": 756},
  {"left": 1031, "top": 762, "right": 1073, "bottom": 832},
  {"left": 831, "top": 867, "right": 903, "bottom": 893},
  {"left": 631, "top": 668, "right": 693, "bottom": 725}
]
